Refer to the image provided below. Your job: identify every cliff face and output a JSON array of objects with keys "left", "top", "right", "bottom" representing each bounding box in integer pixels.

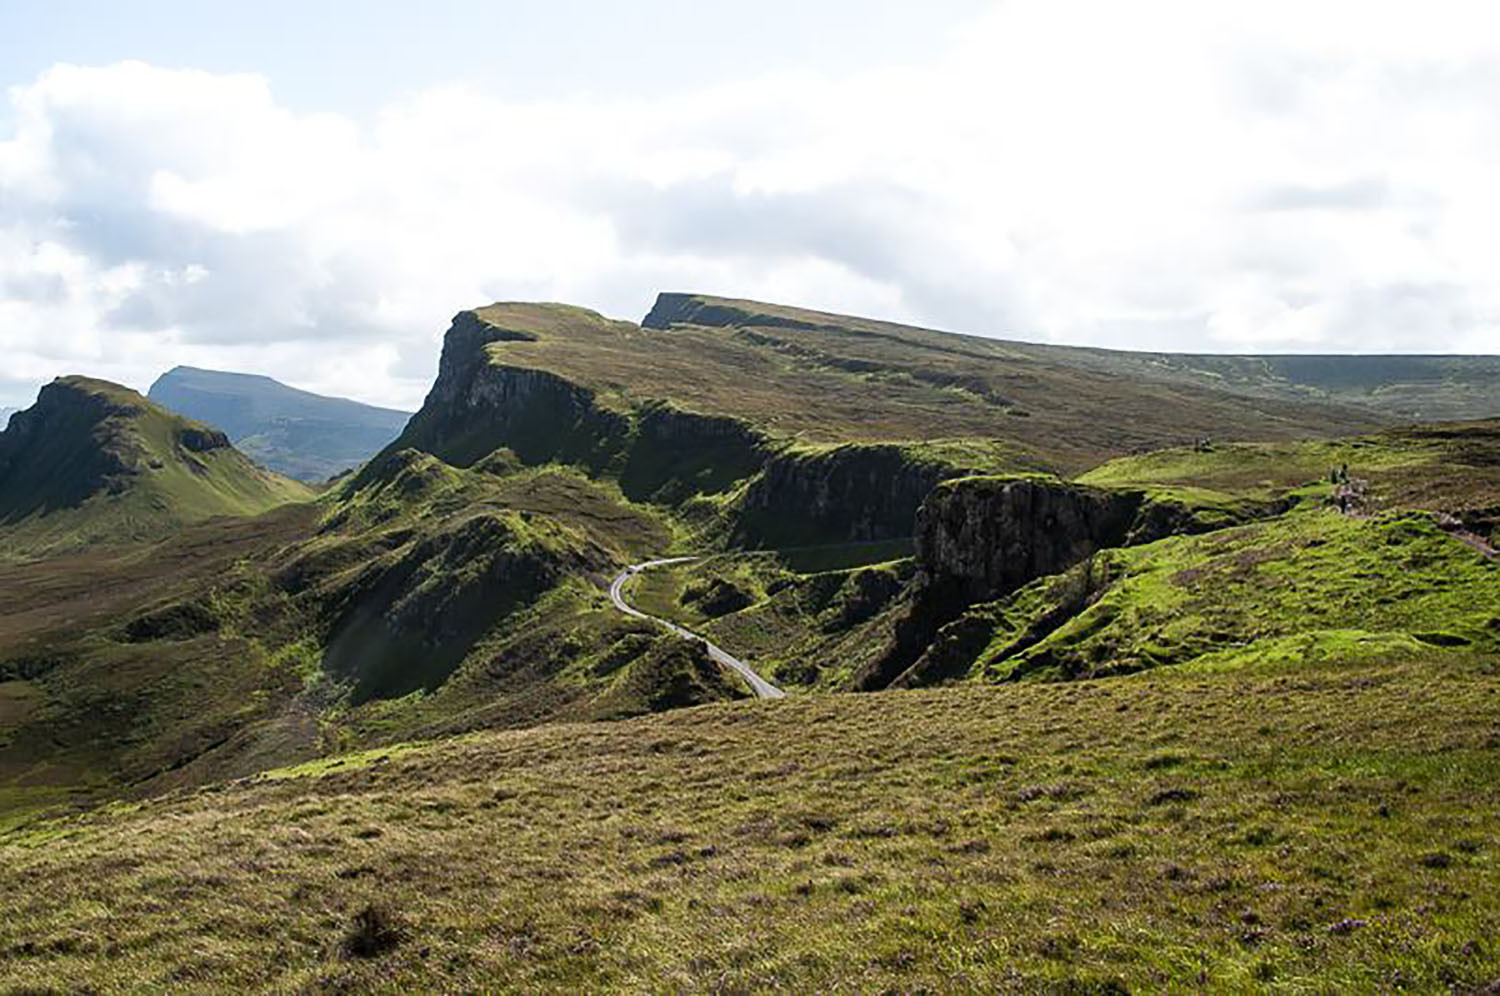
[
  {"left": 854, "top": 475, "right": 1262, "bottom": 690},
  {"left": 914, "top": 477, "right": 1143, "bottom": 603},
  {"left": 0, "top": 381, "right": 138, "bottom": 512},
  {"left": 734, "top": 445, "right": 974, "bottom": 547},
  {"left": 642, "top": 292, "right": 848, "bottom": 334},
  {"left": 374, "top": 310, "right": 771, "bottom": 503},
  {"left": 386, "top": 311, "right": 627, "bottom": 472},
  {"left": 0, "top": 377, "right": 242, "bottom": 518}
]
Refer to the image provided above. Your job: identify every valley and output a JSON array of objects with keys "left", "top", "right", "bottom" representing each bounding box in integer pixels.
[{"left": 1, "top": 294, "right": 1497, "bottom": 990}]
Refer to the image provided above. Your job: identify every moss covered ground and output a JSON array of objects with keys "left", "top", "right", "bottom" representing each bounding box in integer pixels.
[{"left": 963, "top": 508, "right": 1500, "bottom": 682}]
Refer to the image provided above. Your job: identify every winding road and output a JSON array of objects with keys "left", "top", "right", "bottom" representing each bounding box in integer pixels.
[{"left": 608, "top": 558, "right": 786, "bottom": 700}]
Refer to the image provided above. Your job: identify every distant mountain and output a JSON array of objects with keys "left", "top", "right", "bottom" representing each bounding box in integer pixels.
[
  {"left": 0, "top": 376, "right": 312, "bottom": 562},
  {"left": 148, "top": 366, "right": 411, "bottom": 482},
  {"left": 0, "top": 407, "right": 16, "bottom": 431}
]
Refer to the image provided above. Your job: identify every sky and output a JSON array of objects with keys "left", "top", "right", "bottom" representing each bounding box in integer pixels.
[{"left": 2, "top": 0, "right": 1500, "bottom": 412}]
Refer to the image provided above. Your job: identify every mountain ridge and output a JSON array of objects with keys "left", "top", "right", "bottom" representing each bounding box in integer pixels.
[
  {"left": 148, "top": 365, "right": 411, "bottom": 482},
  {"left": 0, "top": 376, "right": 313, "bottom": 561}
]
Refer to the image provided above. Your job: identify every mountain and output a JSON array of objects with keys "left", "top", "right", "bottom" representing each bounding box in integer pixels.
[
  {"left": 3, "top": 296, "right": 1500, "bottom": 989},
  {"left": 148, "top": 366, "right": 412, "bottom": 482},
  {"left": 0, "top": 407, "right": 16, "bottom": 430},
  {"left": 644, "top": 293, "right": 1500, "bottom": 424},
  {"left": 0, "top": 376, "right": 313, "bottom": 562}
]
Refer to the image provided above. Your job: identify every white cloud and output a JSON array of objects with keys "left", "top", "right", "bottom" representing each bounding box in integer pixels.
[{"left": 2, "top": 1, "right": 1500, "bottom": 411}]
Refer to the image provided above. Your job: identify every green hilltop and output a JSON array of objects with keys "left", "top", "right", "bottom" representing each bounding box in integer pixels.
[{"left": 0, "top": 376, "right": 314, "bottom": 562}]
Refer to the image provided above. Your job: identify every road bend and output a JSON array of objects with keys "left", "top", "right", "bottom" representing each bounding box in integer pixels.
[{"left": 608, "top": 557, "right": 786, "bottom": 700}]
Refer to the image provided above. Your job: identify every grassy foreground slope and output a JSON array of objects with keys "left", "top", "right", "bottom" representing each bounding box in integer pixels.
[
  {"left": 0, "top": 376, "right": 313, "bottom": 562},
  {"left": 0, "top": 449, "right": 747, "bottom": 831},
  {"left": 2, "top": 651, "right": 1496, "bottom": 991}
]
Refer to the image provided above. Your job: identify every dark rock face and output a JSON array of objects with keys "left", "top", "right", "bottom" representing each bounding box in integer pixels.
[
  {"left": 643, "top": 293, "right": 821, "bottom": 332},
  {"left": 914, "top": 477, "right": 1143, "bottom": 604},
  {"left": 0, "top": 380, "right": 139, "bottom": 518},
  {"left": 619, "top": 403, "right": 770, "bottom": 503},
  {"left": 177, "top": 426, "right": 231, "bottom": 453},
  {"left": 734, "top": 445, "right": 969, "bottom": 547},
  {"left": 854, "top": 475, "right": 1258, "bottom": 691},
  {"left": 377, "top": 311, "right": 628, "bottom": 473},
  {"left": 373, "top": 311, "right": 770, "bottom": 503}
]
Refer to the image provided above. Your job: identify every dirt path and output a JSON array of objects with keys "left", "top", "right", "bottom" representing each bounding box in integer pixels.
[{"left": 1435, "top": 513, "right": 1499, "bottom": 561}]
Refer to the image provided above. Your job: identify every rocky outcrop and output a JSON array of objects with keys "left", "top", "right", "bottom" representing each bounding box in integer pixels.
[
  {"left": 854, "top": 475, "right": 1261, "bottom": 690},
  {"left": 0, "top": 379, "right": 142, "bottom": 515},
  {"left": 733, "top": 444, "right": 979, "bottom": 547},
  {"left": 619, "top": 402, "right": 770, "bottom": 503},
  {"left": 368, "top": 310, "right": 770, "bottom": 502},
  {"left": 914, "top": 477, "right": 1143, "bottom": 603},
  {"left": 642, "top": 292, "right": 848, "bottom": 333},
  {"left": 382, "top": 311, "right": 626, "bottom": 472},
  {"left": 177, "top": 425, "right": 231, "bottom": 453}
]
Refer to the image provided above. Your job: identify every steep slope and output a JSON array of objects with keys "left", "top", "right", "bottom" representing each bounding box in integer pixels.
[
  {"left": 418, "top": 296, "right": 1386, "bottom": 475},
  {"left": 0, "top": 407, "right": 15, "bottom": 431},
  {"left": 0, "top": 377, "right": 313, "bottom": 562},
  {"left": 372, "top": 297, "right": 1394, "bottom": 556},
  {"left": 149, "top": 366, "right": 411, "bottom": 481}
]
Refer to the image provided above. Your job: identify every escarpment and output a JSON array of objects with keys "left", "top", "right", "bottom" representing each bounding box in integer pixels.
[
  {"left": 733, "top": 444, "right": 1001, "bottom": 547},
  {"left": 384, "top": 311, "right": 629, "bottom": 472},
  {"left": 373, "top": 309, "right": 772, "bottom": 502},
  {"left": 914, "top": 477, "right": 1142, "bottom": 603},
  {"left": 374, "top": 309, "right": 1015, "bottom": 543},
  {"left": 855, "top": 476, "right": 1264, "bottom": 690}
]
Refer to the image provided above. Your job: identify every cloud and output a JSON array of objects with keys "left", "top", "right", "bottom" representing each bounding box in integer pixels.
[{"left": 2, "top": 1, "right": 1500, "bottom": 410}]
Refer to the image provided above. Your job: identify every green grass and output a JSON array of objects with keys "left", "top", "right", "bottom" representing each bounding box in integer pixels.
[
  {"left": 961, "top": 508, "right": 1500, "bottom": 682},
  {"left": 1078, "top": 422, "right": 1500, "bottom": 519},
  {"left": 0, "top": 376, "right": 314, "bottom": 562},
  {"left": 1, "top": 653, "right": 1496, "bottom": 991},
  {"left": 465, "top": 298, "right": 1391, "bottom": 475}
]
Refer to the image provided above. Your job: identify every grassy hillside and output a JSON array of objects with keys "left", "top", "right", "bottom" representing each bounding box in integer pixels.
[
  {"left": 930, "top": 508, "right": 1498, "bottom": 685},
  {"left": 1, "top": 298, "right": 1499, "bottom": 990},
  {"left": 646, "top": 294, "right": 1500, "bottom": 425},
  {"left": 1079, "top": 419, "right": 1500, "bottom": 526},
  {"left": 0, "top": 377, "right": 314, "bottom": 562},
  {"left": 2, "top": 649, "right": 1495, "bottom": 991},
  {"left": 149, "top": 366, "right": 411, "bottom": 482},
  {"left": 616, "top": 420, "right": 1500, "bottom": 692},
  {"left": 0, "top": 447, "right": 741, "bottom": 828},
  {"left": 459, "top": 296, "right": 1387, "bottom": 476}
]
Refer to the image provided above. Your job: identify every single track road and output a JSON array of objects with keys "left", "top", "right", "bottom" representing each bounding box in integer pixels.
[{"left": 608, "top": 558, "right": 786, "bottom": 699}]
